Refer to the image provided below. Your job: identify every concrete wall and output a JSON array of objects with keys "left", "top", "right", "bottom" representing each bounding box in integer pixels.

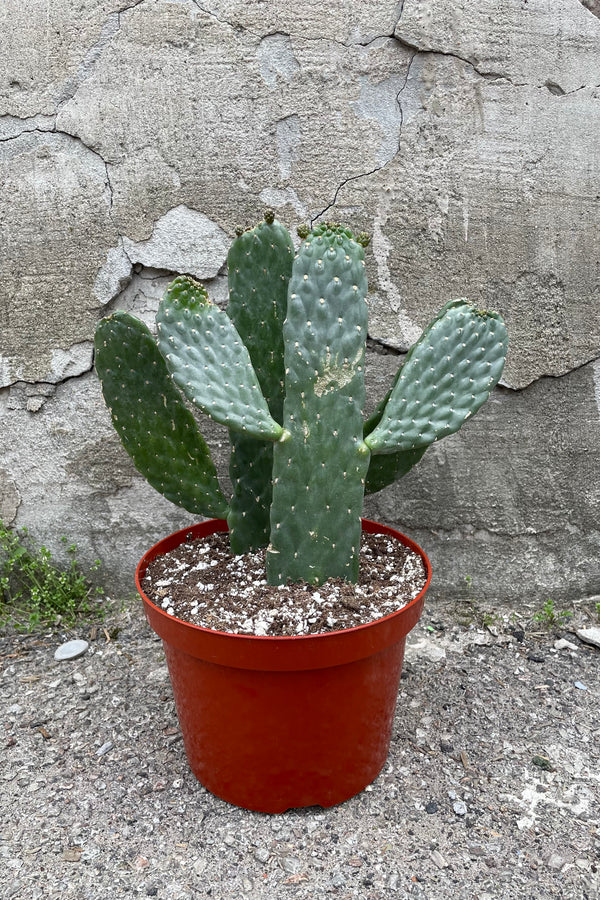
[{"left": 1, "top": 0, "right": 599, "bottom": 603}]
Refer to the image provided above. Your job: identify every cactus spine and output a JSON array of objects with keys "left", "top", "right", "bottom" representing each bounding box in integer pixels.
[{"left": 95, "top": 213, "right": 508, "bottom": 588}]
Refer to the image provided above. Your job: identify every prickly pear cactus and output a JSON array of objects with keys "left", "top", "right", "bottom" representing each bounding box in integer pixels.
[
  {"left": 94, "top": 211, "right": 508, "bottom": 590},
  {"left": 156, "top": 276, "right": 283, "bottom": 441}
]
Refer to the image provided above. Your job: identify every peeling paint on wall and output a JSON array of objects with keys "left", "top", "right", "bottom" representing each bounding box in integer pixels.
[
  {"left": 352, "top": 73, "right": 405, "bottom": 167},
  {"left": 0, "top": 469, "right": 20, "bottom": 524},
  {"left": 369, "top": 197, "right": 422, "bottom": 350},
  {"left": 256, "top": 33, "right": 300, "bottom": 89},
  {"left": 121, "top": 206, "right": 229, "bottom": 280},
  {"left": 259, "top": 186, "right": 307, "bottom": 218},
  {"left": 50, "top": 343, "right": 95, "bottom": 384},
  {"left": 276, "top": 115, "right": 301, "bottom": 181},
  {"left": 93, "top": 240, "right": 133, "bottom": 306}
]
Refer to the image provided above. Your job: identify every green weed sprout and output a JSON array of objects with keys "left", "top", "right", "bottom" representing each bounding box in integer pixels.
[
  {"left": 533, "top": 599, "right": 572, "bottom": 629},
  {"left": 0, "top": 521, "right": 104, "bottom": 630}
]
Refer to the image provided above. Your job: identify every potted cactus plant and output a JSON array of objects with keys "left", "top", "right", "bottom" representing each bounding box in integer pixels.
[{"left": 94, "top": 213, "right": 507, "bottom": 812}]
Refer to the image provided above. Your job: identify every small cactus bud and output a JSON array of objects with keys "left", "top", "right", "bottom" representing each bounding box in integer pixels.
[
  {"left": 356, "top": 232, "right": 371, "bottom": 248},
  {"left": 263, "top": 209, "right": 275, "bottom": 224},
  {"left": 297, "top": 223, "right": 310, "bottom": 239}
]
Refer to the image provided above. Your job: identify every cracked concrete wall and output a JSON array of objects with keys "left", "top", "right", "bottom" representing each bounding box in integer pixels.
[{"left": 1, "top": 0, "right": 599, "bottom": 603}]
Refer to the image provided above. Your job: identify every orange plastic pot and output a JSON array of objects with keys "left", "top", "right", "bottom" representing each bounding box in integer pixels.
[{"left": 136, "top": 518, "right": 431, "bottom": 813}]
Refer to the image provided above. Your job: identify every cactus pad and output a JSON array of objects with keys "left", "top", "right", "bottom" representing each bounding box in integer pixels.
[
  {"left": 365, "top": 300, "right": 508, "bottom": 454},
  {"left": 156, "top": 276, "right": 284, "bottom": 442},
  {"left": 226, "top": 216, "right": 294, "bottom": 552},
  {"left": 267, "top": 224, "right": 370, "bottom": 585},
  {"left": 94, "top": 311, "right": 228, "bottom": 517}
]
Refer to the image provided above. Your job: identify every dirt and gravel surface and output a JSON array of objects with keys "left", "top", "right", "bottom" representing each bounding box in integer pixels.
[{"left": 1, "top": 595, "right": 599, "bottom": 900}]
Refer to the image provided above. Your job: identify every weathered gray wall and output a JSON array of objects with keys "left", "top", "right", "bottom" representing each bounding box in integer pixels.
[{"left": 1, "top": 0, "right": 599, "bottom": 603}]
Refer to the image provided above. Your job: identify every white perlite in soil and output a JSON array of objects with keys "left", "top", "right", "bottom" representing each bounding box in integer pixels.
[{"left": 142, "top": 531, "right": 428, "bottom": 636}]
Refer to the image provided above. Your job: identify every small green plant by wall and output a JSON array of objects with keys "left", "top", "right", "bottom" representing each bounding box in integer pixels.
[
  {"left": 0, "top": 520, "right": 105, "bottom": 631},
  {"left": 532, "top": 598, "right": 572, "bottom": 629}
]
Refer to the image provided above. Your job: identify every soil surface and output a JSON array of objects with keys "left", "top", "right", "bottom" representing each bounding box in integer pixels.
[
  {"left": 142, "top": 532, "right": 427, "bottom": 636},
  {"left": 1, "top": 595, "right": 599, "bottom": 900}
]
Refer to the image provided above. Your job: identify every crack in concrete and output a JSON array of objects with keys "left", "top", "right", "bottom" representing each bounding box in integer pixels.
[
  {"left": 191, "top": 0, "right": 263, "bottom": 37},
  {"left": 516, "top": 351, "right": 600, "bottom": 388},
  {"left": 366, "top": 336, "right": 404, "bottom": 357},
  {"left": 542, "top": 80, "right": 593, "bottom": 97},
  {"left": 393, "top": 33, "right": 520, "bottom": 86},
  {"left": 119, "top": 0, "right": 151, "bottom": 14},
  {"left": 311, "top": 51, "right": 416, "bottom": 225},
  {"left": 309, "top": 15, "right": 594, "bottom": 228},
  {"left": 0, "top": 116, "right": 55, "bottom": 142},
  {"left": 191, "top": 2, "right": 405, "bottom": 50},
  {"left": 392, "top": 21, "right": 600, "bottom": 94},
  {"left": 366, "top": 338, "right": 600, "bottom": 394},
  {"left": 0, "top": 124, "right": 116, "bottom": 225},
  {"left": 392, "top": 5, "right": 524, "bottom": 87},
  {"left": 0, "top": 369, "right": 95, "bottom": 394}
]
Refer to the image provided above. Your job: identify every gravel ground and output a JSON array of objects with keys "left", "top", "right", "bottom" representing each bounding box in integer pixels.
[{"left": 1, "top": 596, "right": 599, "bottom": 900}]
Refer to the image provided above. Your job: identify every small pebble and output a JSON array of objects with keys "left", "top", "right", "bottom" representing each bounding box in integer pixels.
[
  {"left": 280, "top": 855, "right": 302, "bottom": 874},
  {"left": 453, "top": 800, "right": 467, "bottom": 816},
  {"left": 431, "top": 849, "right": 448, "bottom": 868},
  {"left": 193, "top": 858, "right": 207, "bottom": 876},
  {"left": 554, "top": 638, "right": 578, "bottom": 651},
  {"left": 54, "top": 640, "right": 89, "bottom": 661},
  {"left": 576, "top": 627, "right": 600, "bottom": 649},
  {"left": 388, "top": 872, "right": 400, "bottom": 890},
  {"left": 404, "top": 638, "right": 446, "bottom": 663},
  {"left": 96, "top": 740, "right": 113, "bottom": 756},
  {"left": 546, "top": 852, "right": 566, "bottom": 871},
  {"left": 425, "top": 800, "right": 438, "bottom": 814},
  {"left": 574, "top": 681, "right": 588, "bottom": 691}
]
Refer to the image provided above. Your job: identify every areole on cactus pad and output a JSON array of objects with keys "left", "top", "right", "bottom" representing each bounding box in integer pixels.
[{"left": 95, "top": 213, "right": 508, "bottom": 588}]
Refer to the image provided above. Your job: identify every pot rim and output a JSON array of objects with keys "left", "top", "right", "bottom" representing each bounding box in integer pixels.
[
  {"left": 137, "top": 517, "right": 431, "bottom": 640},
  {"left": 136, "top": 518, "right": 431, "bottom": 671}
]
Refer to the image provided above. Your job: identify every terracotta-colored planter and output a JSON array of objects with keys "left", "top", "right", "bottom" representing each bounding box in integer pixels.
[{"left": 136, "top": 517, "right": 431, "bottom": 813}]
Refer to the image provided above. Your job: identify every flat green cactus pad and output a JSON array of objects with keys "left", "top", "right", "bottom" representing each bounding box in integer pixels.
[
  {"left": 226, "top": 216, "right": 294, "bottom": 552},
  {"left": 94, "top": 311, "right": 228, "bottom": 517},
  {"left": 267, "top": 224, "right": 370, "bottom": 585},
  {"left": 365, "top": 299, "right": 508, "bottom": 454},
  {"left": 156, "top": 276, "right": 284, "bottom": 442}
]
